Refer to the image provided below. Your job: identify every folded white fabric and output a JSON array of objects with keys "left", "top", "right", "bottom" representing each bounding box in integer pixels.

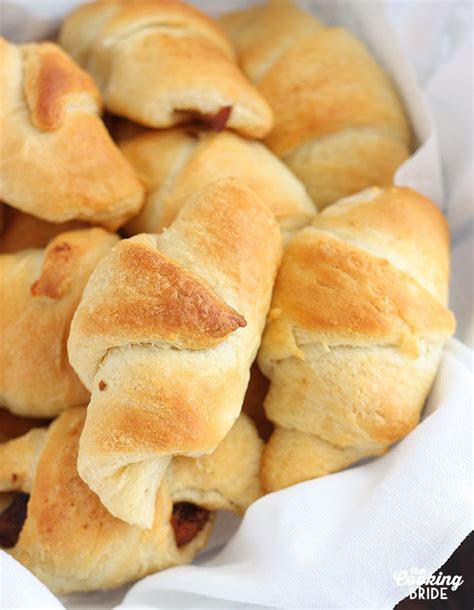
[{"left": 0, "top": 553, "right": 64, "bottom": 610}]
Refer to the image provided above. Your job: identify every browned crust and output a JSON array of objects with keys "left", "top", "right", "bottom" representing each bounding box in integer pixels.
[
  {"left": 0, "top": 228, "right": 118, "bottom": 417},
  {"left": 22, "top": 42, "right": 100, "bottom": 131},
  {"left": 0, "top": 38, "right": 144, "bottom": 228},
  {"left": 270, "top": 187, "right": 455, "bottom": 347},
  {"left": 30, "top": 240, "right": 79, "bottom": 300},
  {"left": 81, "top": 239, "right": 247, "bottom": 349},
  {"left": 9, "top": 411, "right": 105, "bottom": 546},
  {"left": 28, "top": 229, "right": 118, "bottom": 302},
  {"left": 271, "top": 232, "right": 455, "bottom": 346},
  {"left": 259, "top": 27, "right": 410, "bottom": 156},
  {"left": 314, "top": 187, "right": 451, "bottom": 298}
]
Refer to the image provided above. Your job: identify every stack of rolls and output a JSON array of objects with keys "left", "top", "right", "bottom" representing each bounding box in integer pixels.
[{"left": 0, "top": 0, "right": 455, "bottom": 596}]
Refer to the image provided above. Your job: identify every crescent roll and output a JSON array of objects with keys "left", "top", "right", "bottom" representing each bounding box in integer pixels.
[
  {"left": 0, "top": 408, "right": 262, "bottom": 593},
  {"left": 68, "top": 179, "right": 281, "bottom": 528},
  {"left": 59, "top": 0, "right": 273, "bottom": 138},
  {"left": 221, "top": 0, "right": 411, "bottom": 209},
  {"left": 0, "top": 38, "right": 143, "bottom": 228},
  {"left": 258, "top": 187, "right": 456, "bottom": 492},
  {"left": 0, "top": 228, "right": 119, "bottom": 417},
  {"left": 119, "top": 127, "right": 315, "bottom": 235}
]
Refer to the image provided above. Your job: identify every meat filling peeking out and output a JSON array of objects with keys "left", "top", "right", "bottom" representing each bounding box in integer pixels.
[
  {"left": 171, "top": 502, "right": 210, "bottom": 547},
  {"left": 0, "top": 493, "right": 29, "bottom": 548}
]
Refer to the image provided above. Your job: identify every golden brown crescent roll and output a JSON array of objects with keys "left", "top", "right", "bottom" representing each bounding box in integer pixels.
[
  {"left": 0, "top": 408, "right": 262, "bottom": 593},
  {"left": 0, "top": 38, "right": 143, "bottom": 228},
  {"left": 221, "top": 0, "right": 411, "bottom": 209},
  {"left": 0, "top": 205, "right": 88, "bottom": 254},
  {"left": 258, "top": 187, "right": 456, "bottom": 492},
  {"left": 169, "top": 412, "right": 263, "bottom": 513},
  {"left": 119, "top": 127, "right": 315, "bottom": 235},
  {"left": 68, "top": 179, "right": 281, "bottom": 528},
  {"left": 0, "top": 228, "right": 119, "bottom": 417},
  {"left": 59, "top": 0, "right": 273, "bottom": 138}
]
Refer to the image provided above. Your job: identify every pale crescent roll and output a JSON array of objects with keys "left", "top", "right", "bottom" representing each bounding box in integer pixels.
[
  {"left": 258, "top": 187, "right": 455, "bottom": 492},
  {"left": 68, "top": 179, "right": 281, "bottom": 527}
]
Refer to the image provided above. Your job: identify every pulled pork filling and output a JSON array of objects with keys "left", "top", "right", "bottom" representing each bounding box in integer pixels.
[
  {"left": 179, "top": 106, "right": 233, "bottom": 132},
  {"left": 199, "top": 106, "right": 232, "bottom": 131},
  {"left": 171, "top": 502, "right": 210, "bottom": 547},
  {"left": 0, "top": 493, "right": 29, "bottom": 548}
]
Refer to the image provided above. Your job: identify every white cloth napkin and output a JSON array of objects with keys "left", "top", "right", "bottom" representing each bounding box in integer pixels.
[
  {"left": 0, "top": 553, "right": 63, "bottom": 609},
  {"left": 0, "top": 2, "right": 472, "bottom": 609}
]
